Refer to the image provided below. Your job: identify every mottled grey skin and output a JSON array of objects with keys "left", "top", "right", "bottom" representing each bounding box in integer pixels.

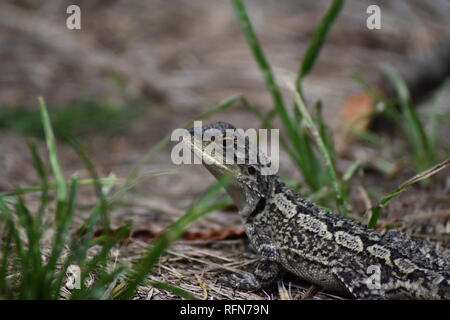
[{"left": 184, "top": 121, "right": 450, "bottom": 299}]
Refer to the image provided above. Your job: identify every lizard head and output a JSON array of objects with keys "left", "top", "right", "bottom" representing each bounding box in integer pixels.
[{"left": 183, "top": 121, "right": 276, "bottom": 222}]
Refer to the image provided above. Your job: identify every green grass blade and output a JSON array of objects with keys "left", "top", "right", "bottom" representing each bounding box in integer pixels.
[
  {"left": 0, "top": 205, "right": 13, "bottom": 298},
  {"left": 381, "top": 66, "right": 434, "bottom": 170},
  {"left": 290, "top": 0, "right": 344, "bottom": 189},
  {"left": 230, "top": 0, "right": 290, "bottom": 129},
  {"left": 231, "top": 0, "right": 323, "bottom": 190},
  {"left": 313, "top": 100, "right": 336, "bottom": 185},
  {"left": 296, "top": 0, "right": 344, "bottom": 93},
  {"left": 38, "top": 97, "right": 66, "bottom": 202},
  {"left": 44, "top": 178, "right": 78, "bottom": 298},
  {"left": 0, "top": 197, "right": 25, "bottom": 270},
  {"left": 0, "top": 101, "right": 141, "bottom": 138},
  {"left": 27, "top": 141, "right": 49, "bottom": 221},
  {"left": 75, "top": 205, "right": 107, "bottom": 266},
  {"left": 342, "top": 161, "right": 361, "bottom": 182},
  {"left": 367, "top": 158, "right": 450, "bottom": 228},
  {"left": 72, "top": 223, "right": 132, "bottom": 300},
  {"left": 77, "top": 266, "right": 127, "bottom": 300},
  {"left": 117, "top": 176, "right": 230, "bottom": 299},
  {"left": 315, "top": 101, "right": 335, "bottom": 159},
  {"left": 290, "top": 83, "right": 348, "bottom": 216},
  {"left": 14, "top": 196, "right": 45, "bottom": 299},
  {"left": 64, "top": 134, "right": 110, "bottom": 230}
]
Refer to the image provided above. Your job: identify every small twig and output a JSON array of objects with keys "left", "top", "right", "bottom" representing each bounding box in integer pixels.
[
  {"left": 301, "top": 284, "right": 320, "bottom": 300},
  {"left": 196, "top": 276, "right": 208, "bottom": 300}
]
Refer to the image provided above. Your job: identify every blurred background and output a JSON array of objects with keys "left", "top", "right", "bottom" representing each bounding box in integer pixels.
[{"left": 0, "top": 0, "right": 449, "bottom": 225}]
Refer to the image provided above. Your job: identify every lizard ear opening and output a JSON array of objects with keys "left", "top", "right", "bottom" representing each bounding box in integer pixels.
[{"left": 247, "top": 166, "right": 257, "bottom": 175}]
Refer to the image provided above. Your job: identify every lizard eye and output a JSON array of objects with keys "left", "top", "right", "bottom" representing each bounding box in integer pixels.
[{"left": 247, "top": 166, "right": 257, "bottom": 175}]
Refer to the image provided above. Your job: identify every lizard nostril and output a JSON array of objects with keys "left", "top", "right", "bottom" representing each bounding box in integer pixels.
[{"left": 247, "top": 166, "right": 257, "bottom": 175}]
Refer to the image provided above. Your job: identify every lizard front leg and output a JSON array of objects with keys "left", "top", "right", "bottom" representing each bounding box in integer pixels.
[
  {"left": 227, "top": 259, "right": 281, "bottom": 290},
  {"left": 226, "top": 243, "right": 281, "bottom": 290}
]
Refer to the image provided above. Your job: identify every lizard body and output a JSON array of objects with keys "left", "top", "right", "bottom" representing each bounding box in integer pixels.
[{"left": 183, "top": 121, "right": 450, "bottom": 299}]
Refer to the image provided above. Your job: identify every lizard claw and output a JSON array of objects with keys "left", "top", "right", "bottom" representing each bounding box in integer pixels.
[{"left": 219, "top": 273, "right": 261, "bottom": 291}]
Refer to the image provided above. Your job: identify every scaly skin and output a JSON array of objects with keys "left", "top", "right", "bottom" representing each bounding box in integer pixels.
[{"left": 183, "top": 121, "right": 450, "bottom": 299}]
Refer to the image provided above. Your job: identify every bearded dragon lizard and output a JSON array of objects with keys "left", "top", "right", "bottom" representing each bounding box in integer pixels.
[{"left": 182, "top": 121, "right": 450, "bottom": 299}]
